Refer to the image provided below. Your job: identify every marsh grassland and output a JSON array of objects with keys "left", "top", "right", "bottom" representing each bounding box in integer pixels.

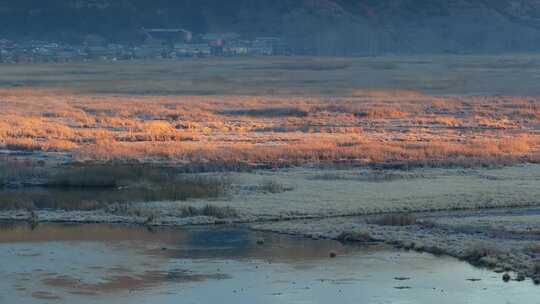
[
  {"left": 1, "top": 55, "right": 540, "bottom": 282},
  {"left": 0, "top": 89, "right": 538, "bottom": 167}
]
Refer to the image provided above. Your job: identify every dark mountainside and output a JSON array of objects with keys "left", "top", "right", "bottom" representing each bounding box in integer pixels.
[{"left": 1, "top": 0, "right": 540, "bottom": 55}]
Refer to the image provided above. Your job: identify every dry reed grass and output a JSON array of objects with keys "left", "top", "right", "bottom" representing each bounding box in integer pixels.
[
  {"left": 0, "top": 163, "right": 231, "bottom": 210},
  {"left": 0, "top": 88, "right": 538, "bottom": 168}
]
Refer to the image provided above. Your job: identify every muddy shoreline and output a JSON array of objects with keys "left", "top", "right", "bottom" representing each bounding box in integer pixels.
[
  {"left": 2, "top": 205, "right": 540, "bottom": 285},
  {"left": 2, "top": 164, "right": 540, "bottom": 284},
  {"left": 252, "top": 209, "right": 540, "bottom": 284},
  {"left": 3, "top": 222, "right": 537, "bottom": 304}
]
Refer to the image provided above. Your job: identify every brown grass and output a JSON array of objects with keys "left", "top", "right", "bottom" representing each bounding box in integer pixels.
[
  {"left": 462, "top": 243, "right": 501, "bottom": 266},
  {"left": 534, "top": 262, "right": 540, "bottom": 276},
  {"left": 527, "top": 243, "right": 540, "bottom": 254},
  {"left": 0, "top": 160, "right": 47, "bottom": 187},
  {"left": 0, "top": 88, "right": 538, "bottom": 168},
  {"left": 0, "top": 163, "right": 231, "bottom": 210}
]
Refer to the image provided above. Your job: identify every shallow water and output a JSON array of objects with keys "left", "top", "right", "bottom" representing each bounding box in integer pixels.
[{"left": 0, "top": 223, "right": 537, "bottom": 304}]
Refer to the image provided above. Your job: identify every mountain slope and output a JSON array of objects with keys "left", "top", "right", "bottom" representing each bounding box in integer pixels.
[{"left": 1, "top": 0, "right": 539, "bottom": 54}]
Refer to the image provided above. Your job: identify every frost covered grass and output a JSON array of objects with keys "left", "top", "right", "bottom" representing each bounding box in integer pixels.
[
  {"left": 2, "top": 163, "right": 540, "bottom": 219},
  {"left": 178, "top": 205, "right": 238, "bottom": 219}
]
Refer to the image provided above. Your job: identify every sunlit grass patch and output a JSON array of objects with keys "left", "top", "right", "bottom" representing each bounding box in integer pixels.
[{"left": 1, "top": 88, "right": 538, "bottom": 169}]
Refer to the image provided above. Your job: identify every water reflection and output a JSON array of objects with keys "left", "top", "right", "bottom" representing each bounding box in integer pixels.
[
  {"left": 0, "top": 223, "right": 353, "bottom": 261},
  {"left": 42, "top": 270, "right": 230, "bottom": 294},
  {"left": 0, "top": 223, "right": 537, "bottom": 304}
]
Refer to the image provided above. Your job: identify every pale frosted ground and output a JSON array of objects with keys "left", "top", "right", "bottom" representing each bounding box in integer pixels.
[
  {"left": 137, "top": 164, "right": 540, "bottom": 220},
  {"left": 3, "top": 164, "right": 539, "bottom": 223},
  {"left": 2, "top": 164, "right": 540, "bottom": 279}
]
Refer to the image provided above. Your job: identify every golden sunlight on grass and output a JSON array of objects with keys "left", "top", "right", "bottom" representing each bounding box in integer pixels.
[{"left": 0, "top": 88, "right": 538, "bottom": 168}]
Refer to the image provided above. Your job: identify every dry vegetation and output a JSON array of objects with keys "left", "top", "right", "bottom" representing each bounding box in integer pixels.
[
  {"left": 0, "top": 88, "right": 538, "bottom": 168},
  {"left": 0, "top": 162, "right": 230, "bottom": 211}
]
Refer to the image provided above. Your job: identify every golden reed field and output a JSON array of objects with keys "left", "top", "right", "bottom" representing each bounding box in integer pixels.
[{"left": 1, "top": 87, "right": 538, "bottom": 168}]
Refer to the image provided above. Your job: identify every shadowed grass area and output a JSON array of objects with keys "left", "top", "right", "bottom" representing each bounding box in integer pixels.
[
  {"left": 219, "top": 107, "right": 309, "bottom": 118},
  {"left": 462, "top": 243, "right": 502, "bottom": 267},
  {"left": 369, "top": 214, "right": 417, "bottom": 226},
  {"left": 0, "top": 162, "right": 231, "bottom": 211},
  {"left": 0, "top": 160, "right": 48, "bottom": 187},
  {"left": 257, "top": 180, "right": 294, "bottom": 194}
]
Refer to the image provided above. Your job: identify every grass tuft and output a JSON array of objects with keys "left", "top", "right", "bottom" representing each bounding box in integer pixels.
[
  {"left": 462, "top": 243, "right": 500, "bottom": 265},
  {"left": 258, "top": 180, "right": 294, "bottom": 194}
]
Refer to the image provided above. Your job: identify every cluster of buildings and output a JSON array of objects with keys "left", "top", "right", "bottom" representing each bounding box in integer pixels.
[
  {"left": 0, "top": 29, "right": 290, "bottom": 63},
  {"left": 138, "top": 29, "right": 289, "bottom": 58}
]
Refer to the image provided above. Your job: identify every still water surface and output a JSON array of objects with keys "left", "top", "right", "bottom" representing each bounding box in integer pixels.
[{"left": 0, "top": 223, "right": 537, "bottom": 304}]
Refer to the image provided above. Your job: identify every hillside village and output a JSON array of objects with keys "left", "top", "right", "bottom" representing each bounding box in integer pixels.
[{"left": 0, "top": 29, "right": 289, "bottom": 63}]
